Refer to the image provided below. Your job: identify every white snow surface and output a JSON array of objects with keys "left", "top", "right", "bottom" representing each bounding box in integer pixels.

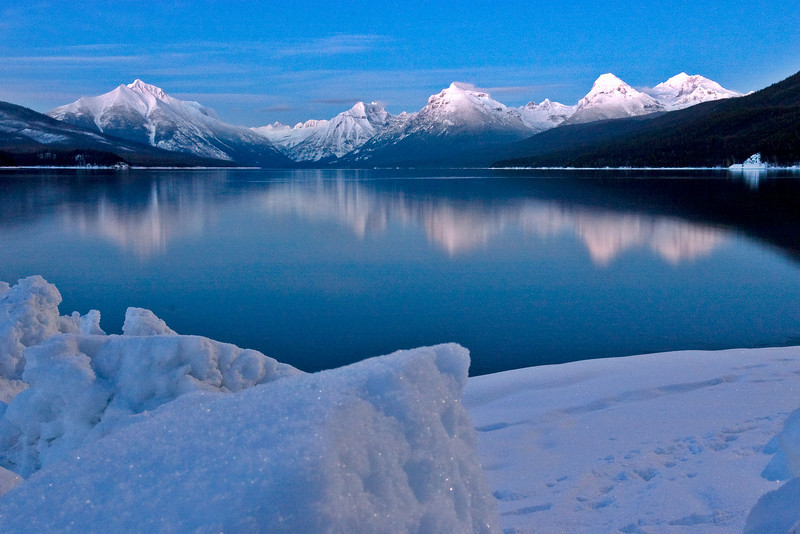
[
  {"left": 466, "top": 347, "right": 800, "bottom": 533},
  {"left": 0, "top": 277, "right": 498, "bottom": 533},
  {"left": 0, "top": 276, "right": 798, "bottom": 533},
  {"left": 0, "top": 343, "right": 498, "bottom": 533}
]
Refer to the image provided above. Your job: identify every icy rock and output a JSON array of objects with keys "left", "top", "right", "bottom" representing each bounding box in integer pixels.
[
  {"left": 0, "top": 331, "right": 300, "bottom": 477},
  {"left": 0, "top": 344, "right": 499, "bottom": 533},
  {"left": 122, "top": 307, "right": 177, "bottom": 336}
]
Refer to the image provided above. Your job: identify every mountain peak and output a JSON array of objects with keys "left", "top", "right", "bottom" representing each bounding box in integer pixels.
[
  {"left": 126, "top": 79, "right": 169, "bottom": 100},
  {"left": 348, "top": 101, "right": 367, "bottom": 114},
  {"left": 588, "top": 73, "right": 634, "bottom": 95},
  {"left": 663, "top": 72, "right": 691, "bottom": 85},
  {"left": 564, "top": 73, "right": 663, "bottom": 125},
  {"left": 649, "top": 73, "right": 741, "bottom": 110}
]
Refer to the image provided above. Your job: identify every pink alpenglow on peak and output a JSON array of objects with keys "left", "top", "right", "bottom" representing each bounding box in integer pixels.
[
  {"left": 564, "top": 73, "right": 664, "bottom": 124},
  {"left": 649, "top": 72, "right": 742, "bottom": 110}
]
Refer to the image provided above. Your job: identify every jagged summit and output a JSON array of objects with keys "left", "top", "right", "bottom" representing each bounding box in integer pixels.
[
  {"left": 254, "top": 101, "right": 395, "bottom": 161},
  {"left": 126, "top": 79, "right": 169, "bottom": 100},
  {"left": 519, "top": 99, "right": 576, "bottom": 132}
]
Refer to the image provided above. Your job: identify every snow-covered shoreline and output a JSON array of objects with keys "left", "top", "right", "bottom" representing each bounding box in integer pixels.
[
  {"left": 467, "top": 347, "right": 800, "bottom": 533},
  {"left": 0, "top": 276, "right": 798, "bottom": 532}
]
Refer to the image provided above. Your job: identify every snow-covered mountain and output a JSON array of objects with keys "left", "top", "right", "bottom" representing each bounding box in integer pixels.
[
  {"left": 518, "top": 99, "right": 576, "bottom": 132},
  {"left": 251, "top": 120, "right": 327, "bottom": 152},
  {"left": 37, "top": 72, "right": 742, "bottom": 168},
  {"left": 390, "top": 82, "right": 534, "bottom": 137},
  {"left": 647, "top": 72, "right": 742, "bottom": 110},
  {"left": 341, "top": 83, "right": 538, "bottom": 166},
  {"left": 48, "top": 80, "right": 290, "bottom": 167},
  {"left": 253, "top": 102, "right": 394, "bottom": 161},
  {"left": 564, "top": 73, "right": 665, "bottom": 125},
  {"left": 0, "top": 100, "right": 226, "bottom": 167}
]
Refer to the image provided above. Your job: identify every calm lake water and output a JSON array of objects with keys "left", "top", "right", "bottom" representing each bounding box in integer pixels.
[{"left": 2, "top": 168, "right": 800, "bottom": 375}]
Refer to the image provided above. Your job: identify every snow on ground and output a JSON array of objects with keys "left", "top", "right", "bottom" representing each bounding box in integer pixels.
[
  {"left": 0, "top": 276, "right": 799, "bottom": 532},
  {"left": 465, "top": 348, "right": 800, "bottom": 533},
  {"left": 0, "top": 344, "right": 497, "bottom": 533}
]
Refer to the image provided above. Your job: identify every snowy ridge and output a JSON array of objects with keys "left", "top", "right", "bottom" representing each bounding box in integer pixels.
[
  {"left": 263, "top": 73, "right": 738, "bottom": 164},
  {"left": 251, "top": 119, "right": 328, "bottom": 151},
  {"left": 48, "top": 80, "right": 288, "bottom": 165},
  {"left": 254, "top": 102, "right": 395, "bottom": 161},
  {"left": 344, "top": 83, "right": 539, "bottom": 165},
  {"left": 518, "top": 99, "right": 576, "bottom": 132}
]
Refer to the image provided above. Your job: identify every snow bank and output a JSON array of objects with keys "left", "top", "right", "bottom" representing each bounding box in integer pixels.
[
  {"left": 0, "top": 343, "right": 498, "bottom": 533},
  {"left": 745, "top": 406, "right": 800, "bottom": 533},
  {"left": 0, "top": 330, "right": 301, "bottom": 476},
  {"left": 0, "top": 276, "right": 498, "bottom": 532},
  {"left": 0, "top": 277, "right": 301, "bottom": 477}
]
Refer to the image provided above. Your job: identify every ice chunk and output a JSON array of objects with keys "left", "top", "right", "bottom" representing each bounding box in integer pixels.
[
  {"left": 0, "top": 276, "right": 103, "bottom": 381},
  {"left": 122, "top": 307, "right": 177, "bottom": 336},
  {"left": 0, "top": 344, "right": 499, "bottom": 533},
  {"left": 0, "top": 332, "right": 300, "bottom": 477},
  {"left": 59, "top": 309, "right": 105, "bottom": 336}
]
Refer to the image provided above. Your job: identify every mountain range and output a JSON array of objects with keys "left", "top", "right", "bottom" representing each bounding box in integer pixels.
[
  {"left": 495, "top": 70, "right": 800, "bottom": 168},
  {"left": 2, "top": 70, "right": 795, "bottom": 168}
]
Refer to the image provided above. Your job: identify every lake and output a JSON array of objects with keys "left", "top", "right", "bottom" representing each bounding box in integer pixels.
[{"left": 2, "top": 167, "right": 800, "bottom": 376}]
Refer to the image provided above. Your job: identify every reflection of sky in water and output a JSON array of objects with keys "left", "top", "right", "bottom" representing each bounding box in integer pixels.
[{"left": 1, "top": 169, "right": 800, "bottom": 375}]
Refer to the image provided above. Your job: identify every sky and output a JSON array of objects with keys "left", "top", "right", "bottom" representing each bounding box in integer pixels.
[{"left": 1, "top": 0, "right": 799, "bottom": 127}]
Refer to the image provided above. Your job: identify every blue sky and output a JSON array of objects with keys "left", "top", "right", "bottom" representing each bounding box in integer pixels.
[{"left": 1, "top": 0, "right": 798, "bottom": 126}]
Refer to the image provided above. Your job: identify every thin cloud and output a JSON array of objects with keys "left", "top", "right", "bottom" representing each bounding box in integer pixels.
[
  {"left": 310, "top": 98, "right": 361, "bottom": 105},
  {"left": 480, "top": 84, "right": 569, "bottom": 95},
  {"left": 275, "top": 34, "right": 390, "bottom": 57},
  {"left": 3, "top": 55, "right": 142, "bottom": 64}
]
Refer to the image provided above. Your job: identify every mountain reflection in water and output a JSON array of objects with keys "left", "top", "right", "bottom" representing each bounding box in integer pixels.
[
  {"left": 259, "top": 178, "right": 726, "bottom": 265},
  {"left": 2, "top": 168, "right": 800, "bottom": 375},
  {"left": 46, "top": 173, "right": 728, "bottom": 266}
]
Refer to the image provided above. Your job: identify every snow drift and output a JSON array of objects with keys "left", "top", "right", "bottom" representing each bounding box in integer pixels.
[
  {"left": 745, "top": 406, "right": 800, "bottom": 533},
  {"left": 0, "top": 276, "right": 498, "bottom": 533}
]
